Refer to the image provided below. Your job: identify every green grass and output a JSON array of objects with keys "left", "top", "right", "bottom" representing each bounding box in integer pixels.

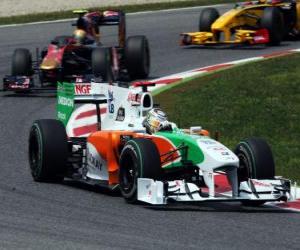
[
  {"left": 0, "top": 0, "right": 236, "bottom": 25},
  {"left": 154, "top": 54, "right": 300, "bottom": 183}
]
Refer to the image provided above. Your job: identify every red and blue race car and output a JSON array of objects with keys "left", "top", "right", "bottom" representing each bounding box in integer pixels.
[{"left": 3, "top": 10, "right": 150, "bottom": 92}]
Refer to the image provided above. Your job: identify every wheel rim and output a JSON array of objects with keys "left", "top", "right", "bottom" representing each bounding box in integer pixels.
[
  {"left": 120, "top": 153, "right": 137, "bottom": 194},
  {"left": 237, "top": 153, "right": 250, "bottom": 183}
]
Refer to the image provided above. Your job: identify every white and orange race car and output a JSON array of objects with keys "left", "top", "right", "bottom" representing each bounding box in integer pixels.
[{"left": 28, "top": 81, "right": 294, "bottom": 205}]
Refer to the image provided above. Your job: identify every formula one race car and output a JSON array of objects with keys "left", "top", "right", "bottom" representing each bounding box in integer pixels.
[
  {"left": 3, "top": 10, "right": 150, "bottom": 92},
  {"left": 28, "top": 81, "right": 294, "bottom": 206},
  {"left": 181, "top": 0, "right": 300, "bottom": 46}
]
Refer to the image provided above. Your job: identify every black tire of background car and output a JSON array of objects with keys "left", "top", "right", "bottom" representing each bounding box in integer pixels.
[
  {"left": 91, "top": 48, "right": 114, "bottom": 82},
  {"left": 234, "top": 137, "right": 275, "bottom": 206},
  {"left": 11, "top": 48, "right": 32, "bottom": 76},
  {"left": 261, "top": 7, "right": 284, "bottom": 46},
  {"left": 29, "top": 119, "right": 68, "bottom": 182},
  {"left": 119, "top": 138, "right": 162, "bottom": 203},
  {"left": 199, "top": 8, "right": 220, "bottom": 32},
  {"left": 124, "top": 36, "right": 150, "bottom": 80}
]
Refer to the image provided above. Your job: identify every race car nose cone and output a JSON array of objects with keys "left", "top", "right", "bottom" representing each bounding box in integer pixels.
[
  {"left": 40, "top": 58, "right": 59, "bottom": 70},
  {"left": 180, "top": 34, "right": 192, "bottom": 45}
]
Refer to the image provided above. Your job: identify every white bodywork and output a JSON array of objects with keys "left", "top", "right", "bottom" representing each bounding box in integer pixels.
[
  {"left": 68, "top": 82, "right": 153, "bottom": 181},
  {"left": 66, "top": 82, "right": 152, "bottom": 137}
]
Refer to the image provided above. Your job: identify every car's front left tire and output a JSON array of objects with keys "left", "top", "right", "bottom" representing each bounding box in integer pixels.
[
  {"left": 29, "top": 119, "right": 68, "bottom": 182},
  {"left": 11, "top": 48, "right": 32, "bottom": 76},
  {"left": 119, "top": 138, "right": 161, "bottom": 203}
]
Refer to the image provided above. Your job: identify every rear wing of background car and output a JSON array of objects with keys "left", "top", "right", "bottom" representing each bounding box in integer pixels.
[{"left": 73, "top": 9, "right": 126, "bottom": 48}]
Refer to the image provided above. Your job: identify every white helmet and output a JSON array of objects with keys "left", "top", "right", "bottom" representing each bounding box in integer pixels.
[{"left": 143, "top": 108, "right": 170, "bottom": 134}]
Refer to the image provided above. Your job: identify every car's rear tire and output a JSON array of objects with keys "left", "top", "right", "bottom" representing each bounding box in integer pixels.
[
  {"left": 11, "top": 48, "right": 32, "bottom": 76},
  {"left": 124, "top": 35, "right": 150, "bottom": 80},
  {"left": 234, "top": 137, "right": 275, "bottom": 206},
  {"left": 29, "top": 119, "right": 68, "bottom": 182},
  {"left": 119, "top": 138, "right": 162, "bottom": 203},
  {"left": 199, "top": 8, "right": 220, "bottom": 32},
  {"left": 91, "top": 48, "right": 114, "bottom": 82},
  {"left": 261, "top": 7, "right": 284, "bottom": 46}
]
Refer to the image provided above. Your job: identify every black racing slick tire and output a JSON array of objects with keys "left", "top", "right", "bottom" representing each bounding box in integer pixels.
[
  {"left": 91, "top": 48, "right": 114, "bottom": 82},
  {"left": 199, "top": 8, "right": 220, "bottom": 32},
  {"left": 234, "top": 137, "right": 275, "bottom": 206},
  {"left": 11, "top": 48, "right": 32, "bottom": 76},
  {"left": 29, "top": 119, "right": 68, "bottom": 182},
  {"left": 119, "top": 138, "right": 162, "bottom": 203},
  {"left": 124, "top": 36, "right": 150, "bottom": 80},
  {"left": 261, "top": 7, "right": 284, "bottom": 46}
]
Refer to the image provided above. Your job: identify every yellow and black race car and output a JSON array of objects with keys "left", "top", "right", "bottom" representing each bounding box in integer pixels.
[{"left": 181, "top": 0, "right": 300, "bottom": 46}]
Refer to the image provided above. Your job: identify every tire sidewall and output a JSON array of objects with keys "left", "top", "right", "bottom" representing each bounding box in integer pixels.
[
  {"left": 261, "top": 7, "right": 284, "bottom": 45},
  {"left": 125, "top": 36, "right": 150, "bottom": 80},
  {"left": 91, "top": 48, "right": 114, "bottom": 81},
  {"left": 28, "top": 119, "right": 68, "bottom": 182},
  {"left": 12, "top": 48, "right": 32, "bottom": 76},
  {"left": 29, "top": 123, "right": 44, "bottom": 180},
  {"left": 199, "top": 8, "right": 219, "bottom": 32},
  {"left": 235, "top": 142, "right": 256, "bottom": 182},
  {"left": 119, "top": 141, "right": 141, "bottom": 200},
  {"left": 235, "top": 138, "right": 275, "bottom": 181}
]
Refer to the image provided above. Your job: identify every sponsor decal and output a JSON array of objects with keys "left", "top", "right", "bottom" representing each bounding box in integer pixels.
[
  {"left": 108, "top": 88, "right": 114, "bottom": 114},
  {"left": 221, "top": 152, "right": 230, "bottom": 156},
  {"left": 57, "top": 82, "right": 74, "bottom": 126},
  {"left": 127, "top": 92, "right": 141, "bottom": 105},
  {"left": 209, "top": 146, "right": 225, "bottom": 151},
  {"left": 201, "top": 140, "right": 217, "bottom": 145},
  {"left": 87, "top": 150, "right": 103, "bottom": 171},
  {"left": 116, "top": 106, "right": 125, "bottom": 121},
  {"left": 57, "top": 96, "right": 73, "bottom": 107},
  {"left": 252, "top": 180, "right": 272, "bottom": 187},
  {"left": 103, "top": 10, "right": 119, "bottom": 17},
  {"left": 75, "top": 83, "right": 91, "bottom": 95}
]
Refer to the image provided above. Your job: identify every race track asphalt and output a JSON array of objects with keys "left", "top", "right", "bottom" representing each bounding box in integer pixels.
[{"left": 0, "top": 5, "right": 300, "bottom": 249}]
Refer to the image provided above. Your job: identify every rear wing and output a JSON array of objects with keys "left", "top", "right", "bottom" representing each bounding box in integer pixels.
[{"left": 72, "top": 9, "right": 126, "bottom": 47}]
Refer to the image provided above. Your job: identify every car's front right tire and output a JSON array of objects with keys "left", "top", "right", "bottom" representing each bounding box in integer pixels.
[
  {"left": 234, "top": 137, "right": 275, "bottom": 206},
  {"left": 261, "top": 7, "right": 284, "bottom": 46}
]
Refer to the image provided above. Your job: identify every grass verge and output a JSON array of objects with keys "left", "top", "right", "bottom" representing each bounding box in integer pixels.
[
  {"left": 154, "top": 54, "right": 300, "bottom": 183},
  {"left": 0, "top": 0, "right": 236, "bottom": 25}
]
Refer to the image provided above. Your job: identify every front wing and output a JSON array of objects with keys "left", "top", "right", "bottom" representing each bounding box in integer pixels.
[
  {"left": 137, "top": 177, "right": 292, "bottom": 205},
  {"left": 180, "top": 29, "right": 270, "bottom": 46},
  {"left": 2, "top": 76, "right": 34, "bottom": 91}
]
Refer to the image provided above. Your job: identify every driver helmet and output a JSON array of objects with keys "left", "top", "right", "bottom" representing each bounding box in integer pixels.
[
  {"left": 73, "top": 29, "right": 86, "bottom": 44},
  {"left": 143, "top": 108, "right": 170, "bottom": 134}
]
